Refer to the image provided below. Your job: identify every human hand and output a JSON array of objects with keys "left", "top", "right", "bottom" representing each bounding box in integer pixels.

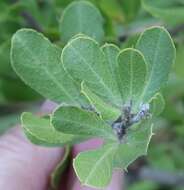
[{"left": 0, "top": 101, "right": 124, "bottom": 190}]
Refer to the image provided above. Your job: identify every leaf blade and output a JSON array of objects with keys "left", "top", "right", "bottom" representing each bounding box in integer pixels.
[
  {"left": 62, "top": 36, "right": 121, "bottom": 106},
  {"left": 142, "top": 0, "right": 184, "bottom": 25},
  {"left": 136, "top": 26, "right": 176, "bottom": 102},
  {"left": 51, "top": 106, "right": 116, "bottom": 140},
  {"left": 101, "top": 43, "right": 122, "bottom": 103},
  {"left": 73, "top": 143, "right": 117, "bottom": 188},
  {"left": 11, "top": 29, "right": 84, "bottom": 105},
  {"left": 114, "top": 120, "right": 153, "bottom": 169},
  {"left": 50, "top": 146, "right": 70, "bottom": 190},
  {"left": 21, "top": 112, "right": 87, "bottom": 147},
  {"left": 150, "top": 93, "right": 165, "bottom": 116},
  {"left": 81, "top": 82, "right": 120, "bottom": 122},
  {"left": 60, "top": 1, "right": 104, "bottom": 43},
  {"left": 117, "top": 48, "right": 147, "bottom": 109}
]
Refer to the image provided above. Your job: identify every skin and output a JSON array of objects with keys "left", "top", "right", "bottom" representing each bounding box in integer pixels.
[{"left": 0, "top": 101, "right": 124, "bottom": 190}]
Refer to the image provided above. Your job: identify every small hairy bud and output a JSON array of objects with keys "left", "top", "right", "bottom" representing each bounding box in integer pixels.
[
  {"left": 112, "top": 101, "right": 150, "bottom": 141},
  {"left": 131, "top": 103, "right": 150, "bottom": 123}
]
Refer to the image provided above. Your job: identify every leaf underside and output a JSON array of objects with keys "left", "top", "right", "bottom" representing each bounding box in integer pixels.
[
  {"left": 62, "top": 36, "right": 122, "bottom": 107},
  {"left": 21, "top": 112, "right": 88, "bottom": 147},
  {"left": 74, "top": 120, "right": 153, "bottom": 188},
  {"left": 117, "top": 48, "right": 147, "bottom": 110},
  {"left": 11, "top": 25, "right": 176, "bottom": 189},
  {"left": 11, "top": 29, "right": 87, "bottom": 106},
  {"left": 51, "top": 106, "right": 116, "bottom": 141},
  {"left": 136, "top": 26, "right": 176, "bottom": 103}
]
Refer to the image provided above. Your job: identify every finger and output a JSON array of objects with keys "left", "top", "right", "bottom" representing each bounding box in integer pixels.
[
  {"left": 0, "top": 126, "right": 64, "bottom": 190},
  {"left": 40, "top": 100, "right": 58, "bottom": 114}
]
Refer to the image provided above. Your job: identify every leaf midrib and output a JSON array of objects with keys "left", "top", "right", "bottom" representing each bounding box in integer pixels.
[
  {"left": 84, "top": 145, "right": 116, "bottom": 185},
  {"left": 139, "top": 30, "right": 163, "bottom": 102},
  {"left": 15, "top": 36, "right": 75, "bottom": 103},
  {"left": 69, "top": 44, "right": 117, "bottom": 102},
  {"left": 54, "top": 113, "right": 110, "bottom": 134},
  {"left": 129, "top": 50, "right": 134, "bottom": 99}
]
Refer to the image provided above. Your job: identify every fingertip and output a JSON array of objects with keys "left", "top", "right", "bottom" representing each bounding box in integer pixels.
[
  {"left": 0, "top": 126, "right": 64, "bottom": 190},
  {"left": 40, "top": 100, "right": 58, "bottom": 114}
]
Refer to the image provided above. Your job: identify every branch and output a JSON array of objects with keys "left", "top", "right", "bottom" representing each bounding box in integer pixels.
[
  {"left": 118, "top": 22, "right": 162, "bottom": 42},
  {"left": 0, "top": 101, "right": 43, "bottom": 115},
  {"left": 9, "top": 0, "right": 43, "bottom": 32},
  {"left": 169, "top": 24, "right": 184, "bottom": 37},
  {"left": 138, "top": 167, "right": 184, "bottom": 187},
  {"left": 21, "top": 11, "right": 43, "bottom": 32},
  {"left": 118, "top": 23, "right": 184, "bottom": 42}
]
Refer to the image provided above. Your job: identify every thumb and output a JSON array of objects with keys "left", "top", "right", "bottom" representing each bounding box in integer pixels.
[
  {"left": 0, "top": 126, "right": 63, "bottom": 190},
  {"left": 0, "top": 100, "right": 63, "bottom": 190}
]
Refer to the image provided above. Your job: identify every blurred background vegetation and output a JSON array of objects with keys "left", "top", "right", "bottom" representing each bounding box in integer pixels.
[{"left": 0, "top": 0, "right": 184, "bottom": 189}]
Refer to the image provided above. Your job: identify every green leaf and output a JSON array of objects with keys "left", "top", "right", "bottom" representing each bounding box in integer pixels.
[
  {"left": 50, "top": 146, "right": 70, "bottom": 190},
  {"left": 120, "top": 34, "right": 139, "bottom": 49},
  {"left": 117, "top": 48, "right": 147, "bottom": 110},
  {"left": 81, "top": 82, "right": 120, "bottom": 122},
  {"left": 0, "top": 80, "right": 5, "bottom": 103},
  {"left": 1, "top": 78, "right": 41, "bottom": 102},
  {"left": 62, "top": 35, "right": 121, "bottom": 107},
  {"left": 73, "top": 119, "right": 153, "bottom": 188},
  {"left": 120, "top": 0, "right": 141, "bottom": 23},
  {"left": 136, "top": 26, "right": 176, "bottom": 102},
  {"left": 19, "top": 0, "right": 57, "bottom": 30},
  {"left": 59, "top": 1, "right": 104, "bottom": 43},
  {"left": 11, "top": 29, "right": 85, "bottom": 105},
  {"left": 98, "top": 0, "right": 124, "bottom": 22},
  {"left": 0, "top": 40, "right": 13, "bottom": 77},
  {"left": 142, "top": 0, "right": 184, "bottom": 25},
  {"left": 0, "top": 2, "right": 22, "bottom": 24},
  {"left": 21, "top": 112, "right": 87, "bottom": 147},
  {"left": 101, "top": 43, "right": 122, "bottom": 101},
  {"left": 113, "top": 120, "right": 153, "bottom": 169},
  {"left": 73, "top": 143, "right": 117, "bottom": 188},
  {"left": 150, "top": 93, "right": 165, "bottom": 116},
  {"left": 51, "top": 106, "right": 116, "bottom": 140},
  {"left": 174, "top": 44, "right": 184, "bottom": 79}
]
